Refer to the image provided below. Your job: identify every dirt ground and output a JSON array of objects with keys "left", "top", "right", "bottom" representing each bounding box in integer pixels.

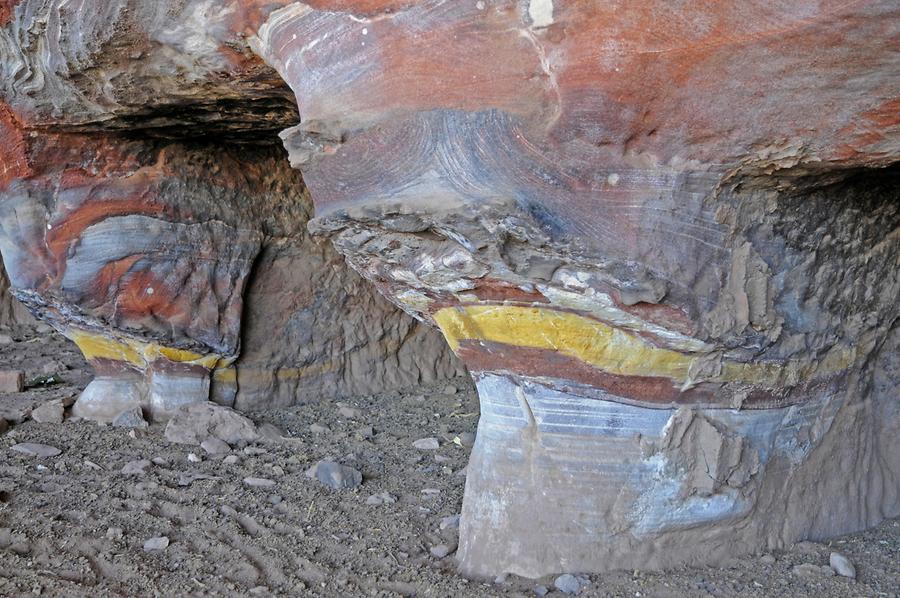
[{"left": 0, "top": 326, "right": 897, "bottom": 597}]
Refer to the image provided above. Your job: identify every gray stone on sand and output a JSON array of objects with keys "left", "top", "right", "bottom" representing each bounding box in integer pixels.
[
  {"left": 165, "top": 402, "right": 259, "bottom": 445},
  {"left": 829, "top": 552, "right": 856, "bottom": 578},
  {"left": 120, "top": 459, "right": 152, "bottom": 476},
  {"left": 244, "top": 477, "right": 276, "bottom": 488},
  {"left": 11, "top": 443, "right": 61, "bottom": 457},
  {"left": 554, "top": 574, "right": 583, "bottom": 595},
  {"left": 440, "top": 514, "right": 461, "bottom": 530},
  {"left": 365, "top": 491, "right": 396, "bottom": 506},
  {"left": 201, "top": 437, "right": 231, "bottom": 455},
  {"left": 412, "top": 437, "right": 440, "bottom": 450},
  {"left": 429, "top": 544, "right": 455, "bottom": 558},
  {"left": 31, "top": 399, "right": 64, "bottom": 424},
  {"left": 143, "top": 536, "right": 169, "bottom": 551},
  {"left": 306, "top": 460, "right": 362, "bottom": 490}
]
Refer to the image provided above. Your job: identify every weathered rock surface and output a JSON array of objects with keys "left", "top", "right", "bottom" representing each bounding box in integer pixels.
[
  {"left": 0, "top": 0, "right": 464, "bottom": 423},
  {"left": 0, "top": 0, "right": 897, "bottom": 582},
  {"left": 252, "top": 0, "right": 900, "bottom": 579}
]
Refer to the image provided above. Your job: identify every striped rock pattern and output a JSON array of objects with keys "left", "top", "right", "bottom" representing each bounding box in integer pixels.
[
  {"left": 252, "top": 0, "right": 900, "bottom": 577},
  {"left": 0, "top": 0, "right": 463, "bottom": 420},
  {"left": 0, "top": 0, "right": 897, "bottom": 578}
]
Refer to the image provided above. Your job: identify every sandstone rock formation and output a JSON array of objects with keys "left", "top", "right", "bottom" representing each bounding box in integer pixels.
[
  {"left": 0, "top": 0, "right": 463, "bottom": 422},
  {"left": 252, "top": 0, "right": 899, "bottom": 578},
  {"left": 1, "top": 0, "right": 898, "bottom": 580}
]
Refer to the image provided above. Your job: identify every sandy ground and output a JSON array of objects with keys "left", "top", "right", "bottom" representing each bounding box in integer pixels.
[{"left": 0, "top": 326, "right": 898, "bottom": 597}]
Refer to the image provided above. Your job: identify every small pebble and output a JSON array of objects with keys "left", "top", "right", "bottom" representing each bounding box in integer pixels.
[
  {"left": 554, "top": 574, "right": 583, "bottom": 595},
  {"left": 143, "top": 536, "right": 169, "bottom": 551},
  {"left": 10, "top": 443, "right": 61, "bottom": 458},
  {"left": 760, "top": 554, "right": 776, "bottom": 564},
  {"left": 31, "top": 400, "right": 64, "bottom": 424},
  {"left": 534, "top": 586, "right": 549, "bottom": 597},
  {"left": 244, "top": 477, "right": 276, "bottom": 488},
  {"left": 305, "top": 460, "right": 362, "bottom": 490},
  {"left": 223, "top": 455, "right": 240, "bottom": 465},
  {"left": 412, "top": 437, "right": 440, "bottom": 450},
  {"left": 201, "top": 437, "right": 231, "bottom": 455},
  {"left": 120, "top": 459, "right": 151, "bottom": 476},
  {"left": 366, "top": 492, "right": 396, "bottom": 506},
  {"left": 187, "top": 452, "right": 202, "bottom": 463},
  {"left": 429, "top": 544, "right": 455, "bottom": 559}
]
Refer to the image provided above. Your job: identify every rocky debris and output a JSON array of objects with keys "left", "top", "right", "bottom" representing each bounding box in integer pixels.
[
  {"left": 760, "top": 554, "right": 776, "bottom": 564},
  {"left": 120, "top": 459, "right": 152, "bottom": 476},
  {"left": 366, "top": 492, "right": 397, "bottom": 506},
  {"left": 440, "top": 515, "right": 461, "bottom": 530},
  {"left": 0, "top": 334, "right": 13, "bottom": 345},
  {"left": 534, "top": 585, "right": 549, "bottom": 597},
  {"left": 429, "top": 544, "right": 455, "bottom": 559},
  {"left": 10, "top": 443, "right": 61, "bottom": 457},
  {"left": 244, "top": 477, "right": 276, "bottom": 488},
  {"left": 829, "top": 551, "right": 856, "bottom": 579},
  {"left": 224, "top": 455, "right": 240, "bottom": 465},
  {"left": 165, "top": 402, "right": 261, "bottom": 446},
  {"left": 143, "top": 536, "right": 170, "bottom": 552},
  {"left": 201, "top": 437, "right": 231, "bottom": 455},
  {"left": 554, "top": 574, "right": 586, "bottom": 595},
  {"left": 187, "top": 452, "right": 203, "bottom": 463},
  {"left": 412, "top": 437, "right": 440, "bottom": 450},
  {"left": 0, "top": 419, "right": 8, "bottom": 434},
  {"left": 112, "top": 407, "right": 149, "bottom": 429},
  {"left": 355, "top": 425, "right": 375, "bottom": 440},
  {"left": 0, "top": 370, "right": 24, "bottom": 393},
  {"left": 306, "top": 460, "right": 363, "bottom": 490},
  {"left": 30, "top": 399, "right": 65, "bottom": 424}
]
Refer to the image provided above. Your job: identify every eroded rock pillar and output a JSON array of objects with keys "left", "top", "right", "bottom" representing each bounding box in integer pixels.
[
  {"left": 0, "top": 127, "right": 264, "bottom": 421},
  {"left": 253, "top": 0, "right": 900, "bottom": 577}
]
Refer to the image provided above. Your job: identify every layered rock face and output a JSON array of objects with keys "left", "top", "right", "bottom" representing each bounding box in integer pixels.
[
  {"left": 252, "top": 0, "right": 900, "bottom": 578},
  {"left": 1, "top": 0, "right": 898, "bottom": 580},
  {"left": 0, "top": 0, "right": 463, "bottom": 420}
]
